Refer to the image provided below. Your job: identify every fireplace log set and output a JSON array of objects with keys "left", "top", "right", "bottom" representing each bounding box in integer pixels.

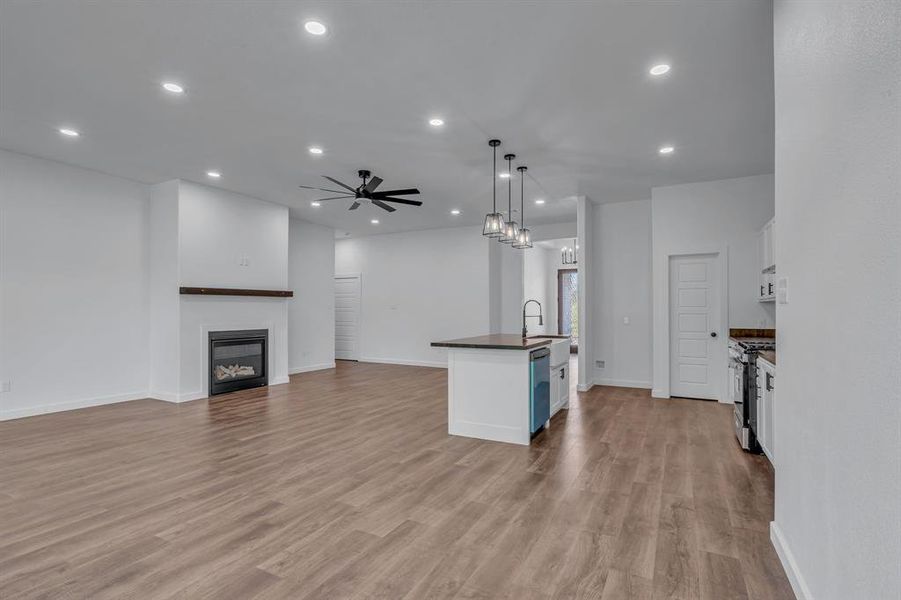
[{"left": 214, "top": 364, "right": 256, "bottom": 381}]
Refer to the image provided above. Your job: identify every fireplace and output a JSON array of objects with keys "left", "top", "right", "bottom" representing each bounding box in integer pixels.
[{"left": 208, "top": 329, "right": 268, "bottom": 396}]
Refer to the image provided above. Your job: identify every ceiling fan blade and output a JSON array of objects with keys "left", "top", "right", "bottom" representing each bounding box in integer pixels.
[
  {"left": 322, "top": 176, "right": 357, "bottom": 193},
  {"left": 371, "top": 199, "right": 396, "bottom": 212},
  {"left": 378, "top": 197, "right": 423, "bottom": 206},
  {"left": 348, "top": 201, "right": 361, "bottom": 210},
  {"left": 299, "top": 185, "right": 349, "bottom": 194},
  {"left": 363, "top": 176, "right": 383, "bottom": 194},
  {"left": 370, "top": 188, "right": 420, "bottom": 197},
  {"left": 314, "top": 195, "right": 354, "bottom": 201}
]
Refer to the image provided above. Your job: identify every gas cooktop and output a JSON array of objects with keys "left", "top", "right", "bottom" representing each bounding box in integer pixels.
[{"left": 736, "top": 339, "right": 775, "bottom": 351}]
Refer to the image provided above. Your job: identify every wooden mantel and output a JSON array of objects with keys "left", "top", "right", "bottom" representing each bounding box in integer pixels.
[{"left": 179, "top": 287, "right": 293, "bottom": 298}]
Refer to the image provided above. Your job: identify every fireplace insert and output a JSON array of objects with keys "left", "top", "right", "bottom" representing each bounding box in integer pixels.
[{"left": 208, "top": 329, "right": 268, "bottom": 396}]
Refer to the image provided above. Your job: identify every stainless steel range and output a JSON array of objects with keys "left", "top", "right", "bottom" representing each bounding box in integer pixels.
[{"left": 729, "top": 338, "right": 775, "bottom": 451}]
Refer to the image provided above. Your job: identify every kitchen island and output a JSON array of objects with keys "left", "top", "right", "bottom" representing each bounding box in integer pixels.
[{"left": 431, "top": 334, "right": 569, "bottom": 445}]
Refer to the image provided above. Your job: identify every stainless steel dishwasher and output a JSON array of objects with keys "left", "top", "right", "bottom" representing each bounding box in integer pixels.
[{"left": 530, "top": 347, "right": 551, "bottom": 435}]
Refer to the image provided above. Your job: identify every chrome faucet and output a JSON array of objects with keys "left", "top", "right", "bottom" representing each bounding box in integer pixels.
[{"left": 522, "top": 299, "right": 544, "bottom": 338}]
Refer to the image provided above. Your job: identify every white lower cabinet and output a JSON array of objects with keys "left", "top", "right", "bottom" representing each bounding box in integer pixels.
[
  {"left": 550, "top": 362, "right": 570, "bottom": 417},
  {"left": 756, "top": 358, "right": 776, "bottom": 463}
]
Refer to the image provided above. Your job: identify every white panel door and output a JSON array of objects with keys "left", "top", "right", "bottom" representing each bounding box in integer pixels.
[
  {"left": 669, "top": 254, "right": 721, "bottom": 400},
  {"left": 334, "top": 275, "right": 360, "bottom": 361}
]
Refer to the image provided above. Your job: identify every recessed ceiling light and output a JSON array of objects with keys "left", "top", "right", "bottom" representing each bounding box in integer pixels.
[
  {"left": 450, "top": 209, "right": 461, "bottom": 215},
  {"left": 535, "top": 199, "right": 545, "bottom": 205},
  {"left": 370, "top": 219, "right": 379, "bottom": 225},
  {"left": 58, "top": 128, "right": 80, "bottom": 137},
  {"left": 308, "top": 146, "right": 323, "bottom": 155},
  {"left": 429, "top": 118, "right": 444, "bottom": 127},
  {"left": 304, "top": 20, "right": 327, "bottom": 35},
  {"left": 499, "top": 172, "right": 511, "bottom": 179},
  {"left": 311, "top": 201, "right": 321, "bottom": 207},
  {"left": 659, "top": 145, "right": 675, "bottom": 155},
  {"left": 649, "top": 64, "right": 671, "bottom": 76},
  {"left": 206, "top": 171, "right": 221, "bottom": 178},
  {"left": 162, "top": 82, "right": 185, "bottom": 94}
]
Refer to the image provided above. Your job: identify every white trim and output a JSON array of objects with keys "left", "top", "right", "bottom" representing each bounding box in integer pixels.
[
  {"left": 149, "top": 390, "right": 179, "bottom": 403},
  {"left": 0, "top": 391, "right": 148, "bottom": 421},
  {"left": 771, "top": 521, "right": 813, "bottom": 600},
  {"left": 593, "top": 378, "right": 652, "bottom": 389},
  {"left": 654, "top": 244, "right": 730, "bottom": 400},
  {"left": 577, "top": 383, "right": 593, "bottom": 392},
  {"left": 358, "top": 357, "right": 446, "bottom": 369},
  {"left": 289, "top": 362, "right": 336, "bottom": 375}
]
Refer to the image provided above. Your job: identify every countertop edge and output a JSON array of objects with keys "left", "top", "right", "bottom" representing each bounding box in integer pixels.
[{"left": 430, "top": 340, "right": 552, "bottom": 350}]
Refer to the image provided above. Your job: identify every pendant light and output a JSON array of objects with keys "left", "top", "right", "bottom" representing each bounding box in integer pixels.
[
  {"left": 482, "top": 139, "right": 504, "bottom": 237},
  {"left": 499, "top": 153, "right": 519, "bottom": 243},
  {"left": 562, "top": 238, "right": 578, "bottom": 265},
  {"left": 513, "top": 165, "right": 532, "bottom": 249}
]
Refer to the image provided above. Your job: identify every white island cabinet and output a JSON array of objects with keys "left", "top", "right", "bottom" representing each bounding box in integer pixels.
[
  {"left": 756, "top": 354, "right": 776, "bottom": 463},
  {"left": 431, "top": 334, "right": 568, "bottom": 446}
]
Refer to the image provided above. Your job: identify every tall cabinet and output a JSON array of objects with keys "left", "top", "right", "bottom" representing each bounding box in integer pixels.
[{"left": 757, "top": 217, "right": 776, "bottom": 302}]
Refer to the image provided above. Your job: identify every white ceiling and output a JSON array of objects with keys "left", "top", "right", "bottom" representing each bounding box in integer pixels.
[{"left": 0, "top": 1, "right": 774, "bottom": 237}]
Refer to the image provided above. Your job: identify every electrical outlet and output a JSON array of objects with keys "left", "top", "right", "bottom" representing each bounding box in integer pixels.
[
  {"left": 596, "top": 360, "right": 605, "bottom": 369},
  {"left": 0, "top": 380, "right": 10, "bottom": 393},
  {"left": 623, "top": 316, "right": 630, "bottom": 325}
]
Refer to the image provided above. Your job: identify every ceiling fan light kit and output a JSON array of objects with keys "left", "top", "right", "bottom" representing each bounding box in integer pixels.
[{"left": 482, "top": 139, "right": 505, "bottom": 238}]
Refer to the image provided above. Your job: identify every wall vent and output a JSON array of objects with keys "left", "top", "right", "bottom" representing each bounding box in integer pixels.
[{"left": 596, "top": 360, "right": 605, "bottom": 369}]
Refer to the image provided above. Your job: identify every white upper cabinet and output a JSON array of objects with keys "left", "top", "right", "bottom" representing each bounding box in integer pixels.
[{"left": 758, "top": 217, "right": 776, "bottom": 302}]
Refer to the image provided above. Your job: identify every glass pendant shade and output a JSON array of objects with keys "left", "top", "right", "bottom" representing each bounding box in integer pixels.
[
  {"left": 513, "top": 227, "right": 531, "bottom": 249},
  {"left": 482, "top": 212, "right": 504, "bottom": 237},
  {"left": 500, "top": 219, "right": 519, "bottom": 243}
]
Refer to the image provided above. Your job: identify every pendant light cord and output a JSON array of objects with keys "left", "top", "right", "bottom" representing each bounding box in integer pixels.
[
  {"left": 492, "top": 144, "right": 497, "bottom": 213},
  {"left": 520, "top": 169, "right": 525, "bottom": 227},
  {"left": 507, "top": 156, "right": 513, "bottom": 218}
]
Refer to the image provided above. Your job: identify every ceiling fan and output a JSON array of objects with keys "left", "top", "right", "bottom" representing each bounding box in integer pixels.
[{"left": 299, "top": 170, "right": 422, "bottom": 213}]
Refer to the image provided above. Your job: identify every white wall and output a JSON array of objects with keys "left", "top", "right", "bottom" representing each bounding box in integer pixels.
[
  {"left": 178, "top": 181, "right": 288, "bottom": 289},
  {"left": 288, "top": 219, "right": 335, "bottom": 373},
  {"left": 772, "top": 2, "right": 901, "bottom": 599},
  {"left": 593, "top": 199, "right": 652, "bottom": 388},
  {"left": 148, "top": 180, "right": 180, "bottom": 401},
  {"left": 499, "top": 242, "right": 524, "bottom": 334},
  {"left": 523, "top": 244, "right": 550, "bottom": 335},
  {"left": 0, "top": 150, "right": 150, "bottom": 419},
  {"left": 335, "top": 226, "right": 489, "bottom": 367},
  {"left": 651, "top": 174, "right": 775, "bottom": 397}
]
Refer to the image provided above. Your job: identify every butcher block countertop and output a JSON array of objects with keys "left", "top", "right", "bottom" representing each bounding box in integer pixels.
[
  {"left": 758, "top": 350, "right": 776, "bottom": 365},
  {"left": 431, "top": 334, "right": 552, "bottom": 350}
]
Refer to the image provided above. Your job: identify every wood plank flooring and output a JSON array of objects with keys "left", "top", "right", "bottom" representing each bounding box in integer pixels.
[{"left": 0, "top": 361, "right": 794, "bottom": 599}]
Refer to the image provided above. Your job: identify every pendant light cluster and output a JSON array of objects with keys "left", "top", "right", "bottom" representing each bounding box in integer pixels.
[
  {"left": 562, "top": 238, "right": 578, "bottom": 265},
  {"left": 481, "top": 139, "right": 532, "bottom": 249}
]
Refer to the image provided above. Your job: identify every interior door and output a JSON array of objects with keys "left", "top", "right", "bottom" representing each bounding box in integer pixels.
[
  {"left": 669, "top": 254, "right": 721, "bottom": 400},
  {"left": 557, "top": 269, "right": 578, "bottom": 349},
  {"left": 334, "top": 274, "right": 360, "bottom": 361}
]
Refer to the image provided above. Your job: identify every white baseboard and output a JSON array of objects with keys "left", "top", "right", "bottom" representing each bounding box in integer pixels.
[
  {"left": 177, "top": 391, "right": 207, "bottom": 403},
  {"left": 289, "top": 362, "right": 336, "bottom": 375},
  {"left": 149, "top": 390, "right": 179, "bottom": 403},
  {"left": 269, "top": 376, "right": 290, "bottom": 386},
  {"left": 359, "top": 357, "right": 447, "bottom": 369},
  {"left": 577, "top": 383, "right": 594, "bottom": 392},
  {"left": 593, "top": 378, "right": 652, "bottom": 389},
  {"left": 771, "top": 521, "right": 813, "bottom": 600},
  {"left": 0, "top": 390, "right": 148, "bottom": 421},
  {"left": 651, "top": 388, "right": 669, "bottom": 398}
]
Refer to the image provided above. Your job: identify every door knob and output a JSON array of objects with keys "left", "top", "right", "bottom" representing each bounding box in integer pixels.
[{"left": 710, "top": 332, "right": 718, "bottom": 338}]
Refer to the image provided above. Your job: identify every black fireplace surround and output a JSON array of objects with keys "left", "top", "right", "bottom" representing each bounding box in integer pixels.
[{"left": 208, "top": 329, "right": 268, "bottom": 396}]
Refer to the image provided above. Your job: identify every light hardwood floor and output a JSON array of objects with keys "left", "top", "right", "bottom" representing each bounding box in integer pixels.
[{"left": 0, "top": 361, "right": 794, "bottom": 599}]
